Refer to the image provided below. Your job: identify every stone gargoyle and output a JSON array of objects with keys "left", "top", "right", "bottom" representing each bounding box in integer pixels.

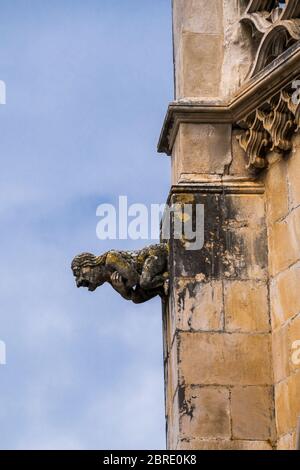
[{"left": 71, "top": 243, "right": 169, "bottom": 303}]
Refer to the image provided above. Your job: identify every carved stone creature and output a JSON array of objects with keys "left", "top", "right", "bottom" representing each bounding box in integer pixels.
[{"left": 71, "top": 243, "right": 169, "bottom": 303}]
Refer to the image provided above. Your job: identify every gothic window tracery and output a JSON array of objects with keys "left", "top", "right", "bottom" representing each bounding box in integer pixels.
[{"left": 241, "top": 0, "right": 300, "bottom": 77}]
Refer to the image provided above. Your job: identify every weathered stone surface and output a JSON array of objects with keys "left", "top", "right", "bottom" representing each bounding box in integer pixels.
[
  {"left": 275, "top": 371, "right": 300, "bottom": 436},
  {"left": 291, "top": 206, "right": 300, "bottom": 250},
  {"left": 268, "top": 217, "right": 300, "bottom": 277},
  {"left": 170, "top": 191, "right": 268, "bottom": 282},
  {"left": 171, "top": 192, "right": 224, "bottom": 280},
  {"left": 173, "top": 0, "right": 224, "bottom": 100},
  {"left": 265, "top": 159, "right": 289, "bottom": 223},
  {"left": 287, "top": 371, "right": 300, "bottom": 432},
  {"left": 224, "top": 280, "right": 270, "bottom": 333},
  {"left": 270, "top": 262, "right": 300, "bottom": 328},
  {"left": 177, "top": 439, "right": 273, "bottom": 450},
  {"left": 222, "top": 194, "right": 267, "bottom": 280},
  {"left": 221, "top": 0, "right": 255, "bottom": 98},
  {"left": 178, "top": 33, "right": 223, "bottom": 99},
  {"left": 176, "top": 279, "right": 223, "bottom": 331},
  {"left": 231, "top": 386, "right": 275, "bottom": 441},
  {"left": 171, "top": 135, "right": 181, "bottom": 186},
  {"left": 167, "top": 389, "right": 180, "bottom": 450},
  {"left": 223, "top": 225, "right": 268, "bottom": 280},
  {"left": 173, "top": 0, "right": 223, "bottom": 52},
  {"left": 162, "top": 0, "right": 300, "bottom": 451},
  {"left": 173, "top": 0, "right": 253, "bottom": 101},
  {"left": 288, "top": 145, "right": 300, "bottom": 210},
  {"left": 277, "top": 432, "right": 295, "bottom": 450},
  {"left": 272, "top": 324, "right": 290, "bottom": 383},
  {"left": 224, "top": 194, "right": 265, "bottom": 225},
  {"left": 162, "top": 298, "right": 174, "bottom": 361},
  {"left": 180, "top": 386, "right": 230, "bottom": 439},
  {"left": 176, "top": 123, "right": 232, "bottom": 176},
  {"left": 272, "top": 313, "right": 300, "bottom": 447},
  {"left": 167, "top": 337, "right": 179, "bottom": 407},
  {"left": 229, "top": 130, "right": 252, "bottom": 177},
  {"left": 275, "top": 380, "right": 291, "bottom": 437},
  {"left": 178, "top": 332, "right": 272, "bottom": 386},
  {"left": 289, "top": 313, "right": 300, "bottom": 373}
]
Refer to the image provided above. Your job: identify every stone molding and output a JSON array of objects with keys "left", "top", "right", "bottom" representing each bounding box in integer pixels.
[{"left": 166, "top": 181, "right": 265, "bottom": 203}]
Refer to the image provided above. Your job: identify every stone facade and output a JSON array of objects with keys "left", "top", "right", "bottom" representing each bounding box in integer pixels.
[
  {"left": 159, "top": 0, "right": 300, "bottom": 450},
  {"left": 265, "top": 135, "right": 300, "bottom": 450}
]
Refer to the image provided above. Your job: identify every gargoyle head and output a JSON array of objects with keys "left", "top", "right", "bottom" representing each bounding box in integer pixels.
[{"left": 71, "top": 253, "right": 107, "bottom": 292}]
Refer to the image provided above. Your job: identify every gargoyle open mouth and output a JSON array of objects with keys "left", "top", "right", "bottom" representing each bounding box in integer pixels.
[{"left": 77, "top": 279, "right": 96, "bottom": 291}]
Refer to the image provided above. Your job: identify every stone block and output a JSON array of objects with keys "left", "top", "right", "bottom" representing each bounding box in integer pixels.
[
  {"left": 177, "top": 123, "right": 232, "bottom": 175},
  {"left": 180, "top": 386, "right": 231, "bottom": 439},
  {"left": 178, "top": 332, "right": 272, "bottom": 386},
  {"left": 275, "top": 379, "right": 292, "bottom": 436},
  {"left": 286, "top": 371, "right": 300, "bottom": 430},
  {"left": 167, "top": 389, "right": 180, "bottom": 450},
  {"left": 268, "top": 217, "right": 300, "bottom": 277},
  {"left": 275, "top": 372, "right": 300, "bottom": 436},
  {"left": 277, "top": 432, "right": 295, "bottom": 450},
  {"left": 271, "top": 262, "right": 300, "bottom": 328},
  {"left": 289, "top": 313, "right": 300, "bottom": 373},
  {"left": 265, "top": 159, "right": 289, "bottom": 223},
  {"left": 272, "top": 324, "right": 290, "bottom": 383},
  {"left": 173, "top": 0, "right": 223, "bottom": 51},
  {"left": 171, "top": 192, "right": 225, "bottom": 279},
  {"left": 224, "top": 280, "right": 270, "bottom": 333},
  {"left": 177, "top": 32, "right": 223, "bottom": 99},
  {"left": 287, "top": 145, "right": 300, "bottom": 209},
  {"left": 176, "top": 279, "right": 223, "bottom": 331},
  {"left": 224, "top": 194, "right": 265, "bottom": 226},
  {"left": 177, "top": 439, "right": 272, "bottom": 450},
  {"left": 221, "top": 194, "right": 267, "bottom": 280},
  {"left": 168, "top": 337, "right": 179, "bottom": 406},
  {"left": 231, "top": 386, "right": 275, "bottom": 440}
]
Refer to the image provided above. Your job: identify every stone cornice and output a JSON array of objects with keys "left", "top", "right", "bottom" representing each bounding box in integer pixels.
[
  {"left": 158, "top": 41, "right": 300, "bottom": 160},
  {"left": 166, "top": 181, "right": 265, "bottom": 206},
  {"left": 158, "top": 103, "right": 232, "bottom": 155}
]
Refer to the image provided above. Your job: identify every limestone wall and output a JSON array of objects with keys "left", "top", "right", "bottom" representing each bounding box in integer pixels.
[
  {"left": 172, "top": 0, "right": 254, "bottom": 101},
  {"left": 160, "top": 0, "right": 300, "bottom": 450},
  {"left": 163, "top": 179, "right": 275, "bottom": 450},
  {"left": 264, "top": 134, "right": 300, "bottom": 450},
  {"left": 172, "top": 0, "right": 224, "bottom": 100}
]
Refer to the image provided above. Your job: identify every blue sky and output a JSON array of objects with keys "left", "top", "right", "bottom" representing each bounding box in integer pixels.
[{"left": 0, "top": 0, "right": 173, "bottom": 449}]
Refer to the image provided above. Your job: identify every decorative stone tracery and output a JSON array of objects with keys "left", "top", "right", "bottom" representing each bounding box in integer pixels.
[
  {"left": 236, "top": 1, "right": 300, "bottom": 169},
  {"left": 237, "top": 86, "right": 300, "bottom": 169},
  {"left": 241, "top": 0, "right": 300, "bottom": 77}
]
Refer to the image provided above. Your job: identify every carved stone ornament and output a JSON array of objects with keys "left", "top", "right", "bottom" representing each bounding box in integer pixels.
[
  {"left": 237, "top": 86, "right": 300, "bottom": 169},
  {"left": 158, "top": 2, "right": 300, "bottom": 172},
  {"left": 71, "top": 243, "right": 169, "bottom": 303},
  {"left": 241, "top": 0, "right": 300, "bottom": 77}
]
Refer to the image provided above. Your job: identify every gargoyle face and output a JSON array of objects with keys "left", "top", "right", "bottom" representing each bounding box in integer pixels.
[{"left": 72, "top": 265, "right": 104, "bottom": 292}]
